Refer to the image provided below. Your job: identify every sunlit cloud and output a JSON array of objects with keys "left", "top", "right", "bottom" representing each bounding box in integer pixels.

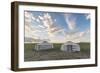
[
  {"left": 64, "top": 28, "right": 90, "bottom": 43},
  {"left": 38, "top": 13, "right": 63, "bottom": 37},
  {"left": 24, "top": 11, "right": 43, "bottom": 40},
  {"left": 24, "top": 11, "right": 90, "bottom": 43},
  {"left": 24, "top": 12, "right": 62, "bottom": 43}
]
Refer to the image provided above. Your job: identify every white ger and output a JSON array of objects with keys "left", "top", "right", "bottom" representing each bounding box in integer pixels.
[
  {"left": 61, "top": 41, "right": 80, "bottom": 52},
  {"left": 34, "top": 41, "right": 53, "bottom": 51}
]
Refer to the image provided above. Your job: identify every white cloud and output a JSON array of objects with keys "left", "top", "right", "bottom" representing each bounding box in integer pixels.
[
  {"left": 25, "top": 12, "right": 32, "bottom": 23},
  {"left": 36, "top": 19, "right": 40, "bottom": 23},
  {"left": 85, "top": 14, "right": 90, "bottom": 20},
  {"left": 25, "top": 24, "right": 37, "bottom": 38},
  {"left": 38, "top": 16, "right": 44, "bottom": 20},
  {"left": 24, "top": 11, "right": 43, "bottom": 40},
  {"left": 63, "top": 14, "right": 90, "bottom": 43},
  {"left": 79, "top": 31, "right": 86, "bottom": 37},
  {"left": 64, "top": 28, "right": 90, "bottom": 43},
  {"left": 25, "top": 12, "right": 58, "bottom": 43},
  {"left": 25, "top": 11, "right": 40, "bottom": 23},
  {"left": 64, "top": 14, "right": 76, "bottom": 30},
  {"left": 31, "top": 16, "right": 36, "bottom": 21},
  {"left": 24, "top": 12, "right": 62, "bottom": 43},
  {"left": 38, "top": 25, "right": 45, "bottom": 28},
  {"left": 25, "top": 11, "right": 32, "bottom": 18},
  {"left": 39, "top": 13, "right": 62, "bottom": 37},
  {"left": 24, "top": 11, "right": 90, "bottom": 43},
  {"left": 54, "top": 19, "right": 56, "bottom": 22}
]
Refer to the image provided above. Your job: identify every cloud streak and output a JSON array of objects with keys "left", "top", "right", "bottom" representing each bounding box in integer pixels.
[
  {"left": 38, "top": 13, "right": 63, "bottom": 37},
  {"left": 85, "top": 14, "right": 90, "bottom": 20},
  {"left": 64, "top": 14, "right": 76, "bottom": 30}
]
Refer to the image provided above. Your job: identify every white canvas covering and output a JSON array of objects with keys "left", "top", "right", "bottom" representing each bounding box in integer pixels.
[
  {"left": 61, "top": 41, "right": 80, "bottom": 52},
  {"left": 34, "top": 41, "right": 53, "bottom": 51}
]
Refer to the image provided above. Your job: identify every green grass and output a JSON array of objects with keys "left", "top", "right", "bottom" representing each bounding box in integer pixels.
[
  {"left": 24, "top": 43, "right": 35, "bottom": 49},
  {"left": 78, "top": 43, "right": 90, "bottom": 53},
  {"left": 24, "top": 43, "right": 62, "bottom": 51},
  {"left": 24, "top": 43, "right": 90, "bottom": 61}
]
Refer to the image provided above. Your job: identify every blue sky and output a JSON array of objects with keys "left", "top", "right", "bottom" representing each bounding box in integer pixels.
[{"left": 24, "top": 11, "right": 90, "bottom": 43}]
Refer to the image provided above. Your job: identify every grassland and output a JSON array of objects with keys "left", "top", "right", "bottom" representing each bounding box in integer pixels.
[{"left": 24, "top": 43, "right": 90, "bottom": 61}]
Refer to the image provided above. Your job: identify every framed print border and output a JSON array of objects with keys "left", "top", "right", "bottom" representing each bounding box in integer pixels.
[{"left": 11, "top": 1, "right": 97, "bottom": 71}]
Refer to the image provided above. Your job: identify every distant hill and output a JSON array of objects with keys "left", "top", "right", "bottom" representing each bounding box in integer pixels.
[
  {"left": 25, "top": 37, "right": 42, "bottom": 43},
  {"left": 77, "top": 42, "right": 90, "bottom": 44}
]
